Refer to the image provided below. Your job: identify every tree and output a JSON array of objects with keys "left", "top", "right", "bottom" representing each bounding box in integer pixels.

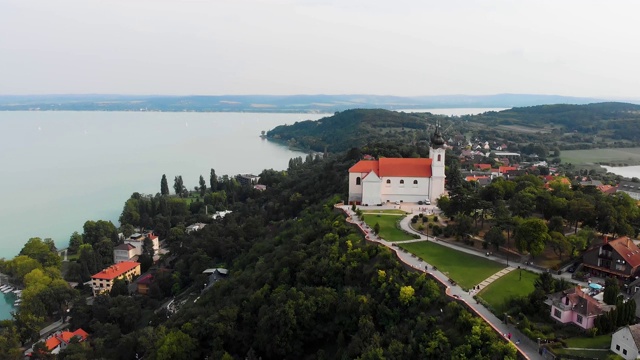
[
  {"left": 161, "top": 174, "right": 170, "bottom": 195},
  {"left": 603, "top": 278, "right": 620, "bottom": 305},
  {"left": 198, "top": 175, "right": 206, "bottom": 197},
  {"left": 548, "top": 232, "right": 570, "bottom": 261},
  {"left": 173, "top": 176, "right": 185, "bottom": 196},
  {"left": 68, "top": 232, "right": 83, "bottom": 254},
  {"left": 110, "top": 278, "right": 129, "bottom": 297},
  {"left": 399, "top": 285, "right": 415, "bottom": 305},
  {"left": 20, "top": 237, "right": 61, "bottom": 268},
  {"left": 155, "top": 329, "right": 197, "bottom": 360},
  {"left": 373, "top": 223, "right": 380, "bottom": 235},
  {"left": 548, "top": 216, "right": 565, "bottom": 234},
  {"left": 209, "top": 168, "right": 218, "bottom": 192},
  {"left": 514, "top": 218, "right": 550, "bottom": 258},
  {"left": 484, "top": 227, "right": 505, "bottom": 251}
]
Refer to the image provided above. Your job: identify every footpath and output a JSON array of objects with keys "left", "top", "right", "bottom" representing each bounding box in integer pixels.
[{"left": 341, "top": 205, "right": 554, "bottom": 360}]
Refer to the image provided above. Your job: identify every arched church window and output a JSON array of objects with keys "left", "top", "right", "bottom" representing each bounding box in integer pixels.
[
  {"left": 356, "top": 177, "right": 361, "bottom": 185},
  {"left": 413, "top": 180, "right": 418, "bottom": 185},
  {"left": 400, "top": 180, "right": 404, "bottom": 184},
  {"left": 437, "top": 154, "right": 441, "bottom": 162},
  {"left": 386, "top": 179, "right": 391, "bottom": 184}
]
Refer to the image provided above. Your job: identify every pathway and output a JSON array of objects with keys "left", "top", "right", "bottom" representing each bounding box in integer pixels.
[
  {"left": 478, "top": 267, "right": 516, "bottom": 289},
  {"left": 341, "top": 205, "right": 546, "bottom": 360}
]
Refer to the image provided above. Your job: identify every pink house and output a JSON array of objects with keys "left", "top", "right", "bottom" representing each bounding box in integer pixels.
[{"left": 546, "top": 287, "right": 614, "bottom": 330}]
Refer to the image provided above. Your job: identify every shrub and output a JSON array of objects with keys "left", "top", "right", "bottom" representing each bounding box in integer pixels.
[
  {"left": 422, "top": 217, "right": 428, "bottom": 223},
  {"left": 418, "top": 224, "right": 424, "bottom": 231},
  {"left": 433, "top": 215, "right": 438, "bottom": 222},
  {"left": 418, "top": 213, "right": 423, "bottom": 218},
  {"left": 411, "top": 217, "right": 418, "bottom": 224}
]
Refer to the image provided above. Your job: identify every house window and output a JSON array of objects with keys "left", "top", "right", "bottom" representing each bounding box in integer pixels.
[
  {"left": 437, "top": 154, "right": 441, "bottom": 162},
  {"left": 356, "top": 177, "right": 361, "bottom": 185},
  {"left": 623, "top": 349, "right": 627, "bottom": 355},
  {"left": 386, "top": 179, "right": 391, "bottom": 187},
  {"left": 553, "top": 309, "right": 561, "bottom": 318},
  {"left": 616, "top": 345, "right": 620, "bottom": 351},
  {"left": 577, "top": 314, "right": 583, "bottom": 324}
]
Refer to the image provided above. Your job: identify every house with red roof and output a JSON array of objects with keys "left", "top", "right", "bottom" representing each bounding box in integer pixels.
[
  {"left": 582, "top": 237, "right": 640, "bottom": 280},
  {"left": 473, "top": 163, "right": 492, "bottom": 171},
  {"left": 91, "top": 261, "right": 141, "bottom": 296},
  {"left": 41, "top": 328, "right": 89, "bottom": 354},
  {"left": 546, "top": 287, "right": 613, "bottom": 330},
  {"left": 348, "top": 126, "right": 446, "bottom": 205},
  {"left": 124, "top": 232, "right": 160, "bottom": 257}
]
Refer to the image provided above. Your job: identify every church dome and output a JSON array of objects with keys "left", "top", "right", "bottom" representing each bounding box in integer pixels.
[{"left": 431, "top": 126, "right": 445, "bottom": 148}]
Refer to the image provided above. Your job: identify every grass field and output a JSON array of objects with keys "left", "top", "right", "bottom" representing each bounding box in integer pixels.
[
  {"left": 561, "top": 147, "right": 640, "bottom": 166},
  {"left": 477, "top": 270, "right": 538, "bottom": 312},
  {"left": 399, "top": 241, "right": 505, "bottom": 289},
  {"left": 362, "top": 214, "right": 413, "bottom": 241},
  {"left": 552, "top": 349, "right": 611, "bottom": 359},
  {"left": 565, "top": 335, "right": 612, "bottom": 349}
]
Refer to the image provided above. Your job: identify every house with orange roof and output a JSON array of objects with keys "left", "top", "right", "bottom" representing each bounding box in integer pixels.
[
  {"left": 473, "top": 163, "right": 492, "bottom": 171},
  {"left": 41, "top": 328, "right": 89, "bottom": 354},
  {"left": 91, "top": 261, "right": 141, "bottom": 296},
  {"left": 546, "top": 286, "right": 613, "bottom": 330},
  {"left": 582, "top": 237, "right": 640, "bottom": 280},
  {"left": 124, "top": 232, "right": 160, "bottom": 257},
  {"left": 348, "top": 126, "right": 446, "bottom": 205}
]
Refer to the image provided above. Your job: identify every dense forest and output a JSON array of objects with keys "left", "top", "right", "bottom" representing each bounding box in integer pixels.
[{"left": 0, "top": 149, "right": 516, "bottom": 359}]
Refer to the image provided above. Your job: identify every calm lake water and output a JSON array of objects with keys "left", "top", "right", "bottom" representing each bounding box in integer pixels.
[
  {"left": 601, "top": 165, "right": 640, "bottom": 179},
  {"left": 0, "top": 111, "right": 329, "bottom": 260}
]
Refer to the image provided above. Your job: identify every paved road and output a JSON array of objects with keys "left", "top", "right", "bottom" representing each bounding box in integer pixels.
[{"left": 342, "top": 206, "right": 554, "bottom": 360}]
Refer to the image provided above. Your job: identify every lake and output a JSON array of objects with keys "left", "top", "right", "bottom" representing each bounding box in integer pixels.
[
  {"left": 0, "top": 111, "right": 329, "bottom": 259},
  {"left": 601, "top": 165, "right": 640, "bottom": 179}
]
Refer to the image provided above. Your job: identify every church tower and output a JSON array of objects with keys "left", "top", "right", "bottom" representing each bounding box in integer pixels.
[{"left": 428, "top": 122, "right": 446, "bottom": 202}]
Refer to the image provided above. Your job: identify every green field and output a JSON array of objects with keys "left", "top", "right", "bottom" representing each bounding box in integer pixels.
[
  {"left": 477, "top": 270, "right": 537, "bottom": 312},
  {"left": 565, "top": 335, "right": 612, "bottom": 349},
  {"left": 399, "top": 241, "right": 505, "bottom": 289},
  {"left": 362, "top": 214, "right": 413, "bottom": 241},
  {"left": 561, "top": 147, "right": 640, "bottom": 166}
]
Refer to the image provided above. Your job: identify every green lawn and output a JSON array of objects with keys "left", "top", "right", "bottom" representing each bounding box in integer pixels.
[
  {"left": 361, "top": 209, "right": 407, "bottom": 215},
  {"left": 565, "top": 335, "right": 612, "bottom": 349},
  {"left": 477, "top": 270, "right": 538, "bottom": 312},
  {"left": 552, "top": 349, "right": 611, "bottom": 359},
  {"left": 399, "top": 241, "right": 505, "bottom": 289},
  {"left": 363, "top": 214, "right": 413, "bottom": 241}
]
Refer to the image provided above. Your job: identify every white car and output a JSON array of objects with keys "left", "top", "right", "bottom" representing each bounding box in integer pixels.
[{"left": 424, "top": 199, "right": 431, "bottom": 205}]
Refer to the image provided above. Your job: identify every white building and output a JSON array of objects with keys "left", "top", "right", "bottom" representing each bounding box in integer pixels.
[
  {"left": 348, "top": 126, "right": 446, "bottom": 205},
  {"left": 113, "top": 243, "right": 137, "bottom": 263},
  {"left": 611, "top": 324, "right": 640, "bottom": 359},
  {"left": 124, "top": 232, "right": 159, "bottom": 256}
]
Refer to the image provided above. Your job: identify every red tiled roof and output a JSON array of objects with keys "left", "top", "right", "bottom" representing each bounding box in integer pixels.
[
  {"left": 349, "top": 158, "right": 432, "bottom": 177},
  {"left": 499, "top": 166, "right": 517, "bottom": 173},
  {"left": 566, "top": 287, "right": 605, "bottom": 317},
  {"left": 45, "top": 337, "right": 61, "bottom": 351},
  {"left": 473, "top": 164, "right": 492, "bottom": 170},
  {"left": 349, "top": 160, "right": 379, "bottom": 176},
  {"left": 466, "top": 175, "right": 489, "bottom": 182},
  {"left": 148, "top": 234, "right": 158, "bottom": 240},
  {"left": 138, "top": 274, "right": 153, "bottom": 285},
  {"left": 609, "top": 237, "right": 640, "bottom": 268},
  {"left": 91, "top": 261, "right": 140, "bottom": 280},
  {"left": 72, "top": 328, "right": 89, "bottom": 340}
]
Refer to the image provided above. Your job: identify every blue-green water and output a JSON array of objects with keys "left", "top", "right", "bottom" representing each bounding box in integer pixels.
[{"left": 0, "top": 290, "right": 17, "bottom": 320}]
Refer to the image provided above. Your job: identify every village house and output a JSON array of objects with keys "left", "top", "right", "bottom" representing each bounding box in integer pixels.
[
  {"left": 124, "top": 232, "right": 160, "bottom": 256},
  {"left": 348, "top": 126, "right": 446, "bottom": 205},
  {"left": 90, "top": 261, "right": 141, "bottom": 296},
  {"left": 113, "top": 243, "right": 137, "bottom": 263},
  {"left": 41, "top": 328, "right": 89, "bottom": 355},
  {"left": 617, "top": 181, "right": 640, "bottom": 200},
  {"left": 546, "top": 286, "right": 613, "bottom": 330},
  {"left": 611, "top": 324, "right": 640, "bottom": 359},
  {"left": 137, "top": 273, "right": 154, "bottom": 295},
  {"left": 236, "top": 174, "right": 260, "bottom": 186},
  {"left": 582, "top": 237, "right": 640, "bottom": 281}
]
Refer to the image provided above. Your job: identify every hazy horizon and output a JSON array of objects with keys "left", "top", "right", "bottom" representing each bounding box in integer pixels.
[{"left": 2, "top": 0, "right": 640, "bottom": 99}]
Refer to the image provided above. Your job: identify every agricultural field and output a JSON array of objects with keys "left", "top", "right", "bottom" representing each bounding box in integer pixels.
[{"left": 561, "top": 147, "right": 640, "bottom": 166}]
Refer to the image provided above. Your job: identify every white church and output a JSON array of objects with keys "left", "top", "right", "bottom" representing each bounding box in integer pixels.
[{"left": 348, "top": 126, "right": 446, "bottom": 205}]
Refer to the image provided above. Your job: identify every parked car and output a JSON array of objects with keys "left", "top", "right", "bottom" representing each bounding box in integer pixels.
[
  {"left": 425, "top": 199, "right": 431, "bottom": 205},
  {"left": 418, "top": 200, "right": 424, "bottom": 205}
]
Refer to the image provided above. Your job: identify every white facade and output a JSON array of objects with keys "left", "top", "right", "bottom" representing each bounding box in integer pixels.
[
  {"left": 611, "top": 326, "right": 640, "bottom": 360},
  {"left": 429, "top": 146, "right": 446, "bottom": 201}
]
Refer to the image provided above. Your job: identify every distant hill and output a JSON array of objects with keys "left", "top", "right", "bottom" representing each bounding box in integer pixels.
[
  {"left": 0, "top": 93, "right": 615, "bottom": 113},
  {"left": 265, "top": 102, "right": 640, "bottom": 153}
]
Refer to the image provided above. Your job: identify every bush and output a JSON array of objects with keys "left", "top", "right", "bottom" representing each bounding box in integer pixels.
[
  {"left": 422, "top": 217, "right": 428, "bottom": 223},
  {"left": 418, "top": 224, "right": 424, "bottom": 231},
  {"left": 411, "top": 217, "right": 418, "bottom": 224},
  {"left": 418, "top": 213, "right": 423, "bottom": 218},
  {"left": 443, "top": 225, "right": 454, "bottom": 238},
  {"left": 433, "top": 216, "right": 438, "bottom": 222}
]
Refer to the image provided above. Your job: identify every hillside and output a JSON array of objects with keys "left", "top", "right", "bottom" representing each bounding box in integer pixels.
[
  {"left": 266, "top": 109, "right": 436, "bottom": 152},
  {"left": 266, "top": 103, "right": 640, "bottom": 153}
]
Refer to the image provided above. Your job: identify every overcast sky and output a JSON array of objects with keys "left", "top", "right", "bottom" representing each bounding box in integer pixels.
[{"left": 1, "top": 0, "right": 639, "bottom": 97}]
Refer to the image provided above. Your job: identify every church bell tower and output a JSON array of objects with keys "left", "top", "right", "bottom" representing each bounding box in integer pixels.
[{"left": 429, "top": 122, "right": 446, "bottom": 201}]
